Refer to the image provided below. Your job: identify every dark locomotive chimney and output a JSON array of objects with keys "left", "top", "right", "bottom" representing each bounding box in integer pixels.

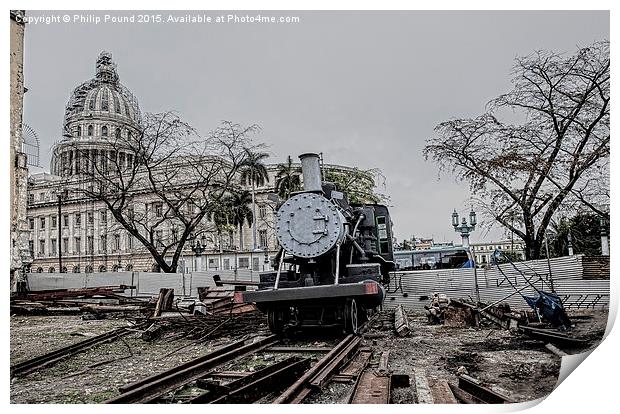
[{"left": 299, "top": 153, "right": 323, "bottom": 193}]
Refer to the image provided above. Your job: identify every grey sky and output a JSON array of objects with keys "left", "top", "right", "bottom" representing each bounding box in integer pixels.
[{"left": 22, "top": 10, "right": 609, "bottom": 244}]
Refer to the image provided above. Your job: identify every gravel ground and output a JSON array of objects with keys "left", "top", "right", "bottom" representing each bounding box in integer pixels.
[{"left": 10, "top": 308, "right": 607, "bottom": 404}]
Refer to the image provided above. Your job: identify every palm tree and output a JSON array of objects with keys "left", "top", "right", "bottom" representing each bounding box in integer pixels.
[
  {"left": 275, "top": 156, "right": 302, "bottom": 199},
  {"left": 239, "top": 148, "right": 270, "bottom": 250},
  {"left": 208, "top": 198, "right": 233, "bottom": 253},
  {"left": 228, "top": 190, "right": 253, "bottom": 251}
]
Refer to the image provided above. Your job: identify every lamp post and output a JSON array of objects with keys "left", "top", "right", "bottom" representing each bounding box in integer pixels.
[
  {"left": 452, "top": 208, "right": 479, "bottom": 304},
  {"left": 600, "top": 216, "right": 609, "bottom": 256},
  {"left": 192, "top": 234, "right": 207, "bottom": 272},
  {"left": 452, "top": 208, "right": 477, "bottom": 248}
]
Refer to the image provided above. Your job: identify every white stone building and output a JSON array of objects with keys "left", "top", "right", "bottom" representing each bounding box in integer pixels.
[{"left": 471, "top": 239, "right": 525, "bottom": 265}]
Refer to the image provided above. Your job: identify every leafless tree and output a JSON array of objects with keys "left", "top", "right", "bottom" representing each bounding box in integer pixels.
[
  {"left": 424, "top": 41, "right": 609, "bottom": 260},
  {"left": 67, "top": 114, "right": 262, "bottom": 272}
]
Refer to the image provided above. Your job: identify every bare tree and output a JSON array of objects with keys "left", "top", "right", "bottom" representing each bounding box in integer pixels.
[
  {"left": 67, "top": 114, "right": 262, "bottom": 272},
  {"left": 424, "top": 41, "right": 609, "bottom": 260}
]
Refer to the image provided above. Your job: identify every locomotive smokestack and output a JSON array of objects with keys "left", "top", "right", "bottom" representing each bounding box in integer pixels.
[{"left": 299, "top": 153, "right": 323, "bottom": 192}]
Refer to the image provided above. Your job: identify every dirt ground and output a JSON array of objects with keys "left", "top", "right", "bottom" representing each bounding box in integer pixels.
[{"left": 10, "top": 308, "right": 607, "bottom": 404}]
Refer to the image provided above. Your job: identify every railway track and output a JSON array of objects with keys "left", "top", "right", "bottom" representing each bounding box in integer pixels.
[{"left": 10, "top": 327, "right": 133, "bottom": 377}]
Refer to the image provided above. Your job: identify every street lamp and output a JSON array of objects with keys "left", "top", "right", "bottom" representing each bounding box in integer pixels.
[
  {"left": 600, "top": 216, "right": 609, "bottom": 256},
  {"left": 192, "top": 234, "right": 207, "bottom": 272},
  {"left": 452, "top": 208, "right": 477, "bottom": 248}
]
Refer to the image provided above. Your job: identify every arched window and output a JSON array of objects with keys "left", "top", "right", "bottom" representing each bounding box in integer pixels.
[
  {"left": 127, "top": 130, "right": 132, "bottom": 140},
  {"left": 48, "top": 267, "right": 55, "bottom": 273},
  {"left": 98, "top": 265, "right": 107, "bottom": 272},
  {"left": 102, "top": 126, "right": 108, "bottom": 136},
  {"left": 126, "top": 264, "right": 133, "bottom": 271},
  {"left": 101, "top": 90, "right": 109, "bottom": 111},
  {"left": 115, "top": 128, "right": 121, "bottom": 138},
  {"left": 77, "top": 126, "right": 82, "bottom": 137},
  {"left": 73, "top": 266, "right": 80, "bottom": 273},
  {"left": 61, "top": 266, "right": 67, "bottom": 273},
  {"left": 85, "top": 265, "right": 93, "bottom": 273},
  {"left": 88, "top": 125, "right": 93, "bottom": 136},
  {"left": 113, "top": 94, "right": 121, "bottom": 113},
  {"left": 151, "top": 263, "right": 160, "bottom": 273},
  {"left": 112, "top": 264, "right": 119, "bottom": 272},
  {"left": 37, "top": 267, "right": 43, "bottom": 273},
  {"left": 89, "top": 97, "right": 95, "bottom": 110}
]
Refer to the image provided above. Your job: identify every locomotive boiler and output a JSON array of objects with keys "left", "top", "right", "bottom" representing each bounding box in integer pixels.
[{"left": 235, "top": 153, "right": 395, "bottom": 334}]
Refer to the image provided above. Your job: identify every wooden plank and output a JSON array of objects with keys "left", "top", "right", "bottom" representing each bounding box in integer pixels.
[
  {"left": 430, "top": 379, "right": 458, "bottom": 404},
  {"left": 394, "top": 304, "right": 410, "bottom": 336},
  {"left": 413, "top": 368, "right": 433, "bottom": 404}
]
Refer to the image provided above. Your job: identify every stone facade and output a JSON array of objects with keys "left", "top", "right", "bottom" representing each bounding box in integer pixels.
[
  {"left": 471, "top": 240, "right": 525, "bottom": 265},
  {"left": 10, "top": 10, "right": 32, "bottom": 290}
]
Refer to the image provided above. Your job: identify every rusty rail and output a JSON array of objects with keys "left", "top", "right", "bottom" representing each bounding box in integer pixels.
[
  {"left": 273, "top": 334, "right": 360, "bottom": 404},
  {"left": 105, "top": 335, "right": 277, "bottom": 404},
  {"left": 10, "top": 327, "right": 131, "bottom": 377},
  {"left": 188, "top": 356, "right": 311, "bottom": 404}
]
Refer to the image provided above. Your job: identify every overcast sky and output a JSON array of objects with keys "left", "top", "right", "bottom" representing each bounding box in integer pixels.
[{"left": 22, "top": 10, "right": 609, "bottom": 244}]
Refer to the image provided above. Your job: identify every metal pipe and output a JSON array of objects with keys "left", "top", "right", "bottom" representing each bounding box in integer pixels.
[
  {"left": 299, "top": 153, "right": 322, "bottom": 192},
  {"left": 334, "top": 243, "right": 341, "bottom": 285},
  {"left": 273, "top": 248, "right": 285, "bottom": 290}
]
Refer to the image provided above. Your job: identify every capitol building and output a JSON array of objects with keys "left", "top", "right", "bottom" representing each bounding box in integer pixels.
[{"left": 26, "top": 52, "right": 366, "bottom": 276}]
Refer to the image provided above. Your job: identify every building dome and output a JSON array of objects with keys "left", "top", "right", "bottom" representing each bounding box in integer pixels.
[
  {"left": 62, "top": 51, "right": 141, "bottom": 136},
  {"left": 51, "top": 51, "right": 141, "bottom": 177}
]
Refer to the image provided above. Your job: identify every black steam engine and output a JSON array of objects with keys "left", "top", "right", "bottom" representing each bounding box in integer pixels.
[{"left": 235, "top": 153, "right": 395, "bottom": 334}]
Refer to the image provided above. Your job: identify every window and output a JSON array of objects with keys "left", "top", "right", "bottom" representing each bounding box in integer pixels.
[
  {"left": 85, "top": 265, "right": 93, "bottom": 273},
  {"left": 29, "top": 218, "right": 34, "bottom": 230},
  {"left": 74, "top": 236, "right": 81, "bottom": 254},
  {"left": 39, "top": 192, "right": 45, "bottom": 201},
  {"left": 87, "top": 236, "right": 94, "bottom": 254},
  {"left": 252, "top": 257, "right": 259, "bottom": 272},
  {"left": 77, "top": 126, "right": 81, "bottom": 137},
  {"left": 259, "top": 230, "right": 267, "bottom": 249},
  {"left": 223, "top": 258, "right": 230, "bottom": 270},
  {"left": 100, "top": 235, "right": 107, "bottom": 253},
  {"left": 75, "top": 213, "right": 81, "bottom": 227},
  {"left": 115, "top": 128, "right": 121, "bottom": 138},
  {"left": 113, "top": 234, "right": 120, "bottom": 251},
  {"left": 154, "top": 203, "right": 163, "bottom": 217},
  {"left": 127, "top": 208, "right": 135, "bottom": 221},
  {"left": 101, "top": 126, "right": 108, "bottom": 136},
  {"left": 73, "top": 266, "right": 80, "bottom": 273},
  {"left": 28, "top": 240, "right": 34, "bottom": 257},
  {"left": 88, "top": 125, "right": 93, "bottom": 136},
  {"left": 100, "top": 210, "right": 107, "bottom": 223},
  {"left": 51, "top": 216, "right": 57, "bottom": 229},
  {"left": 40, "top": 217, "right": 46, "bottom": 229},
  {"left": 62, "top": 238, "right": 69, "bottom": 255},
  {"left": 259, "top": 205, "right": 267, "bottom": 219},
  {"left": 28, "top": 193, "right": 34, "bottom": 204},
  {"left": 50, "top": 239, "right": 57, "bottom": 256},
  {"left": 63, "top": 214, "right": 69, "bottom": 227},
  {"left": 48, "top": 267, "right": 55, "bottom": 273},
  {"left": 127, "top": 234, "right": 134, "bottom": 250},
  {"left": 113, "top": 94, "right": 121, "bottom": 113},
  {"left": 208, "top": 258, "right": 217, "bottom": 269},
  {"left": 38, "top": 239, "right": 45, "bottom": 256},
  {"left": 99, "top": 265, "right": 107, "bottom": 272},
  {"left": 155, "top": 230, "right": 163, "bottom": 248},
  {"left": 101, "top": 90, "right": 109, "bottom": 111},
  {"left": 89, "top": 97, "right": 95, "bottom": 110},
  {"left": 238, "top": 257, "right": 250, "bottom": 269},
  {"left": 171, "top": 228, "right": 178, "bottom": 244},
  {"left": 87, "top": 212, "right": 94, "bottom": 224}
]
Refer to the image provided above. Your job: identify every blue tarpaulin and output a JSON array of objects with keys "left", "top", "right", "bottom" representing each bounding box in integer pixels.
[{"left": 524, "top": 291, "right": 572, "bottom": 331}]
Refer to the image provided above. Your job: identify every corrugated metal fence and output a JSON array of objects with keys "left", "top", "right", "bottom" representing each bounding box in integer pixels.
[
  {"left": 384, "top": 255, "right": 610, "bottom": 311},
  {"left": 25, "top": 255, "right": 609, "bottom": 311}
]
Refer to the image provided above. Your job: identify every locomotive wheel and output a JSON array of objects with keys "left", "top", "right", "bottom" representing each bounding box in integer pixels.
[
  {"left": 344, "top": 299, "right": 359, "bottom": 334},
  {"left": 267, "top": 308, "right": 287, "bottom": 335}
]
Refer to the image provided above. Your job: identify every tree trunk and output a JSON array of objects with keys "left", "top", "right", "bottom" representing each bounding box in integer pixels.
[
  {"left": 251, "top": 181, "right": 257, "bottom": 251},
  {"left": 239, "top": 223, "right": 244, "bottom": 251}
]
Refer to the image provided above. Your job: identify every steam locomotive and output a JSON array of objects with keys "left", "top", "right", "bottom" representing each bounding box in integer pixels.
[{"left": 235, "top": 153, "right": 395, "bottom": 334}]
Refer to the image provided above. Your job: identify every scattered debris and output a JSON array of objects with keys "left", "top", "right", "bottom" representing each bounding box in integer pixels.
[{"left": 424, "top": 293, "right": 451, "bottom": 324}]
